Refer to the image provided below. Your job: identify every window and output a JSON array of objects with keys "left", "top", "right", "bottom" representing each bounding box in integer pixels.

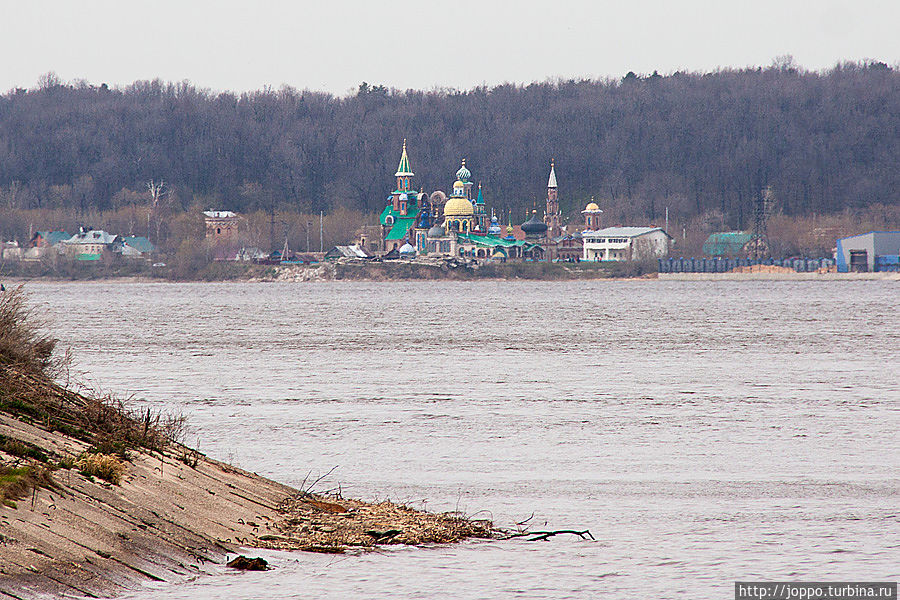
[{"left": 385, "top": 216, "right": 394, "bottom": 225}]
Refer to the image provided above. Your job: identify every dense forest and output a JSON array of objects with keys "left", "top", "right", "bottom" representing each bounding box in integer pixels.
[{"left": 0, "top": 61, "right": 897, "bottom": 238}]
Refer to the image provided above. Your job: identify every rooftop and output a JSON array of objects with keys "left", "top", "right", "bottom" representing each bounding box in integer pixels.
[{"left": 583, "top": 226, "right": 667, "bottom": 238}]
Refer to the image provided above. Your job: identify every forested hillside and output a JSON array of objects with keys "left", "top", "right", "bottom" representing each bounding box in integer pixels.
[{"left": 0, "top": 62, "right": 897, "bottom": 231}]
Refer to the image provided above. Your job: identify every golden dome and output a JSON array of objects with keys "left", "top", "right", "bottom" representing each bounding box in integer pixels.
[
  {"left": 444, "top": 195, "right": 475, "bottom": 217},
  {"left": 452, "top": 180, "right": 465, "bottom": 190},
  {"left": 585, "top": 202, "right": 600, "bottom": 211}
]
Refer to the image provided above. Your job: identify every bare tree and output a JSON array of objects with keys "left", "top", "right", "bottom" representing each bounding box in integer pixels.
[{"left": 146, "top": 180, "right": 168, "bottom": 242}]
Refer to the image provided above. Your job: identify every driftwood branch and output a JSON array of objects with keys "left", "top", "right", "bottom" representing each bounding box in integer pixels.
[{"left": 500, "top": 529, "right": 595, "bottom": 542}]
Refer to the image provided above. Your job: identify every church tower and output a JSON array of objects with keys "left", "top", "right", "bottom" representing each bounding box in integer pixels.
[
  {"left": 582, "top": 197, "right": 603, "bottom": 230},
  {"left": 474, "top": 183, "right": 487, "bottom": 232},
  {"left": 545, "top": 160, "right": 562, "bottom": 238},
  {"left": 392, "top": 139, "right": 414, "bottom": 213}
]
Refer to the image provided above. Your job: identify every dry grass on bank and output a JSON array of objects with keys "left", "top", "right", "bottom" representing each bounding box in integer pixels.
[{"left": 0, "top": 287, "right": 185, "bottom": 456}]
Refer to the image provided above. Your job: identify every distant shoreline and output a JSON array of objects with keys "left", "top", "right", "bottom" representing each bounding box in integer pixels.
[
  {"left": 3, "top": 261, "right": 897, "bottom": 284},
  {"left": 660, "top": 271, "right": 899, "bottom": 281}
]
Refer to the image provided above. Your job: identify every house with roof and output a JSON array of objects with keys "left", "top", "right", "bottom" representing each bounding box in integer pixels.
[
  {"left": 702, "top": 231, "right": 766, "bottom": 257},
  {"left": 20, "top": 231, "right": 71, "bottom": 260},
  {"left": 119, "top": 236, "right": 156, "bottom": 259},
  {"left": 30, "top": 231, "right": 71, "bottom": 248},
  {"left": 582, "top": 227, "right": 672, "bottom": 261},
  {"left": 550, "top": 232, "right": 584, "bottom": 261},
  {"left": 325, "top": 245, "right": 371, "bottom": 260},
  {"left": 61, "top": 229, "right": 121, "bottom": 261},
  {"left": 2, "top": 241, "right": 23, "bottom": 261}
]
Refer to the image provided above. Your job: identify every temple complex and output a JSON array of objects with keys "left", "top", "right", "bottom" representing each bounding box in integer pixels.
[{"left": 372, "top": 140, "right": 668, "bottom": 262}]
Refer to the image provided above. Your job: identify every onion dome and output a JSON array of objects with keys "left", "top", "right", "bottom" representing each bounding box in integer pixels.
[
  {"left": 444, "top": 195, "right": 475, "bottom": 217},
  {"left": 488, "top": 215, "right": 501, "bottom": 235},
  {"left": 456, "top": 159, "right": 471, "bottom": 183},
  {"left": 395, "top": 139, "right": 414, "bottom": 177},
  {"left": 451, "top": 180, "right": 465, "bottom": 195},
  {"left": 427, "top": 225, "right": 445, "bottom": 238},
  {"left": 584, "top": 201, "right": 600, "bottom": 211},
  {"left": 521, "top": 210, "right": 548, "bottom": 235},
  {"left": 399, "top": 242, "right": 416, "bottom": 255}
]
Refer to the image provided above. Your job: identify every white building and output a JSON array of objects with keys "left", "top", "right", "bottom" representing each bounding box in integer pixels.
[{"left": 582, "top": 227, "right": 672, "bottom": 261}]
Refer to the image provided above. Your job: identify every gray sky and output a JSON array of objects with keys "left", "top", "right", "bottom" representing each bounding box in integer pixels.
[{"left": 2, "top": 0, "right": 897, "bottom": 95}]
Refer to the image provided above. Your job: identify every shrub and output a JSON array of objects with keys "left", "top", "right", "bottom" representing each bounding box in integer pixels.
[
  {"left": 0, "top": 286, "right": 65, "bottom": 375},
  {"left": 76, "top": 453, "right": 125, "bottom": 485}
]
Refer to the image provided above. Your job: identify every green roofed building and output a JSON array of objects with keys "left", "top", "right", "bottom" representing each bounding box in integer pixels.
[
  {"left": 120, "top": 236, "right": 156, "bottom": 257},
  {"left": 455, "top": 232, "right": 543, "bottom": 260},
  {"left": 379, "top": 140, "right": 426, "bottom": 252},
  {"left": 30, "top": 231, "right": 71, "bottom": 248},
  {"left": 702, "top": 232, "right": 759, "bottom": 257}
]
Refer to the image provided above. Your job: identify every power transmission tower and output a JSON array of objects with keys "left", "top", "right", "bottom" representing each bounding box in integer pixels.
[{"left": 752, "top": 186, "right": 774, "bottom": 263}]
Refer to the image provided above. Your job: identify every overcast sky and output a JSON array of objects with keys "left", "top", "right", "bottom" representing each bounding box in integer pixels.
[{"left": 1, "top": 0, "right": 897, "bottom": 95}]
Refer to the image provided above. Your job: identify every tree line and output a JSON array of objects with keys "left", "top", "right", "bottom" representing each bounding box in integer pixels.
[{"left": 0, "top": 61, "right": 897, "bottom": 233}]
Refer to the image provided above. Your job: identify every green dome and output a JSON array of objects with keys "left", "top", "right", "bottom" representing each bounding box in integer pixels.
[{"left": 456, "top": 159, "right": 471, "bottom": 183}]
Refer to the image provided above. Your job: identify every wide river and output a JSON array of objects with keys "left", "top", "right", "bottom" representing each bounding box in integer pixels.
[{"left": 28, "top": 280, "right": 899, "bottom": 599}]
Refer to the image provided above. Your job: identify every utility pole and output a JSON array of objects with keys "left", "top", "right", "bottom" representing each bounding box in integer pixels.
[
  {"left": 269, "top": 209, "right": 276, "bottom": 253},
  {"left": 319, "top": 211, "right": 324, "bottom": 253},
  {"left": 306, "top": 221, "right": 312, "bottom": 253}
]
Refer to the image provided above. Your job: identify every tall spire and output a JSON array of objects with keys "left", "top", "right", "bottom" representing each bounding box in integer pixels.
[
  {"left": 395, "top": 139, "right": 414, "bottom": 177},
  {"left": 547, "top": 159, "right": 558, "bottom": 189}
]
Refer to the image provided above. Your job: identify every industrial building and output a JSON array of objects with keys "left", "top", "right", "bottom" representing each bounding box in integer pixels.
[{"left": 835, "top": 231, "right": 900, "bottom": 272}]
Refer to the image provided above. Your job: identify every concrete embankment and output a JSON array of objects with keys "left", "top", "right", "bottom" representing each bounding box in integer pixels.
[
  {"left": 0, "top": 402, "right": 491, "bottom": 599},
  {"left": 0, "top": 410, "right": 295, "bottom": 598}
]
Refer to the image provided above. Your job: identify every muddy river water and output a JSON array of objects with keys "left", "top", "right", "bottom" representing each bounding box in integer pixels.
[{"left": 28, "top": 280, "right": 899, "bottom": 599}]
